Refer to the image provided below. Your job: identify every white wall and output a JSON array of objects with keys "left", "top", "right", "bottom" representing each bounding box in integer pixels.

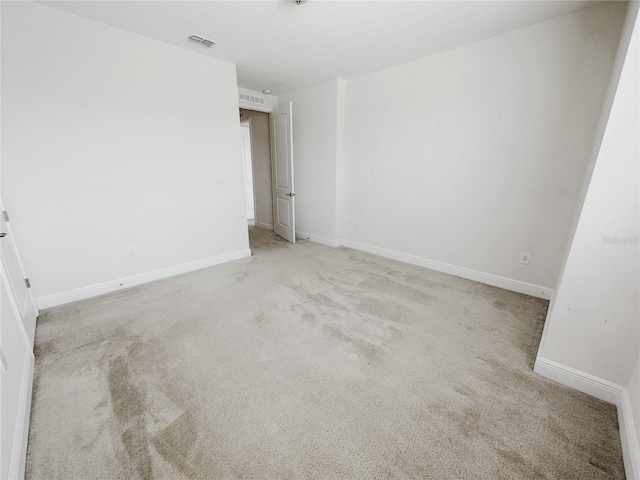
[
  {"left": 240, "top": 109, "right": 273, "bottom": 229},
  {"left": 279, "top": 79, "right": 342, "bottom": 243},
  {"left": 1, "top": 2, "right": 250, "bottom": 304},
  {"left": 535, "top": 4, "right": 639, "bottom": 475},
  {"left": 342, "top": 3, "right": 625, "bottom": 290},
  {"left": 335, "top": 79, "right": 347, "bottom": 241},
  {"left": 536, "top": 3, "right": 638, "bottom": 385}
]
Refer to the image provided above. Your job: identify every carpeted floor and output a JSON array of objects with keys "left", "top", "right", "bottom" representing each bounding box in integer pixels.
[{"left": 26, "top": 226, "right": 625, "bottom": 479}]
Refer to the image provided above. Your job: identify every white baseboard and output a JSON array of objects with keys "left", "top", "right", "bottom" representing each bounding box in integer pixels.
[
  {"left": 296, "top": 231, "right": 341, "bottom": 248},
  {"left": 618, "top": 388, "right": 640, "bottom": 480},
  {"left": 534, "top": 357, "right": 624, "bottom": 404},
  {"left": 35, "top": 249, "right": 252, "bottom": 309},
  {"left": 535, "top": 357, "right": 638, "bottom": 480},
  {"left": 336, "top": 239, "right": 553, "bottom": 300},
  {"left": 255, "top": 222, "right": 274, "bottom": 230},
  {"left": 9, "top": 349, "right": 34, "bottom": 480}
]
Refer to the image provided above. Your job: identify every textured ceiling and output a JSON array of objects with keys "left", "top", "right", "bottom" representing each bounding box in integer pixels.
[{"left": 42, "top": 1, "right": 613, "bottom": 95}]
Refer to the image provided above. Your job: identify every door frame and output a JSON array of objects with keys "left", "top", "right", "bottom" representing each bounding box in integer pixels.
[{"left": 240, "top": 119, "right": 258, "bottom": 222}]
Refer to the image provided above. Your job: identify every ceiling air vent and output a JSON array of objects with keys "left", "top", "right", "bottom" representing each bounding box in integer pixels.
[
  {"left": 188, "top": 34, "right": 216, "bottom": 48},
  {"left": 239, "top": 93, "right": 265, "bottom": 105}
]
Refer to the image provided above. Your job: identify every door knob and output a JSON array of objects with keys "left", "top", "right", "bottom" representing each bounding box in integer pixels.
[
  {"left": 0, "top": 233, "right": 6, "bottom": 238},
  {"left": 286, "top": 193, "right": 296, "bottom": 197}
]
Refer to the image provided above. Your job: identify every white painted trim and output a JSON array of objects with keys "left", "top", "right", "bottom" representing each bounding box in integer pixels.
[
  {"left": 618, "top": 388, "right": 640, "bottom": 480},
  {"left": 255, "top": 221, "right": 274, "bottom": 231},
  {"left": 35, "top": 249, "right": 252, "bottom": 309},
  {"left": 534, "top": 357, "right": 623, "bottom": 404},
  {"left": 8, "top": 349, "right": 34, "bottom": 480},
  {"left": 336, "top": 239, "right": 553, "bottom": 300},
  {"left": 534, "top": 357, "right": 639, "bottom": 480},
  {"left": 296, "top": 231, "right": 341, "bottom": 248}
]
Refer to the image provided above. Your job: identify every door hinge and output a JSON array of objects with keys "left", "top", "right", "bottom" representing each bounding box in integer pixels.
[
  {"left": 3, "top": 210, "right": 9, "bottom": 222},
  {"left": 24, "top": 278, "right": 31, "bottom": 288}
]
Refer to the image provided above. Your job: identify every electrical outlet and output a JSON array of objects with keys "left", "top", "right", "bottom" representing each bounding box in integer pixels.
[
  {"left": 520, "top": 252, "right": 530, "bottom": 265},
  {"left": 127, "top": 246, "right": 137, "bottom": 258}
]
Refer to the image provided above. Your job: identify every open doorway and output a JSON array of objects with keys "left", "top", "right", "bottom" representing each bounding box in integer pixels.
[
  {"left": 239, "top": 121, "right": 255, "bottom": 223},
  {"left": 239, "top": 109, "right": 274, "bottom": 235},
  {"left": 239, "top": 104, "right": 295, "bottom": 246}
]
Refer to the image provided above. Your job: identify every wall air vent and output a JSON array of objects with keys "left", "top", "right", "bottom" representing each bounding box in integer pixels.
[
  {"left": 239, "top": 93, "right": 265, "bottom": 105},
  {"left": 188, "top": 34, "right": 216, "bottom": 48}
]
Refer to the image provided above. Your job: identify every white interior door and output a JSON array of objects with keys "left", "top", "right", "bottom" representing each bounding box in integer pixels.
[
  {"left": 240, "top": 123, "right": 255, "bottom": 220},
  {"left": 0, "top": 208, "right": 37, "bottom": 347},
  {"left": 271, "top": 101, "right": 295, "bottom": 243},
  {"left": 1, "top": 204, "right": 37, "bottom": 480},
  {"left": 1, "top": 275, "right": 32, "bottom": 480}
]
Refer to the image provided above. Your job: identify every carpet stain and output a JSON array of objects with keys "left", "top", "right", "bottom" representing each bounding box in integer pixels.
[
  {"left": 590, "top": 458, "right": 614, "bottom": 476},
  {"left": 152, "top": 411, "right": 198, "bottom": 478},
  {"left": 322, "top": 324, "right": 383, "bottom": 361},
  {"left": 309, "top": 292, "right": 347, "bottom": 312},
  {"left": 121, "top": 426, "right": 153, "bottom": 480},
  {"left": 33, "top": 340, "right": 57, "bottom": 360},
  {"left": 453, "top": 385, "right": 476, "bottom": 398},
  {"left": 496, "top": 448, "right": 527, "bottom": 465},
  {"left": 252, "top": 311, "right": 267, "bottom": 325},
  {"left": 360, "top": 274, "right": 434, "bottom": 304},
  {"left": 236, "top": 269, "right": 251, "bottom": 283},
  {"left": 108, "top": 356, "right": 153, "bottom": 479},
  {"left": 458, "top": 408, "right": 482, "bottom": 438},
  {"left": 301, "top": 311, "right": 316, "bottom": 323},
  {"left": 357, "top": 297, "right": 412, "bottom": 324}
]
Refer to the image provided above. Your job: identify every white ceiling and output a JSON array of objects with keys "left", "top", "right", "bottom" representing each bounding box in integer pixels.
[{"left": 42, "top": 1, "right": 614, "bottom": 95}]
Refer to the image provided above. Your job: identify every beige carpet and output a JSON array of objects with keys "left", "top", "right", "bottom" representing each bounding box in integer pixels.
[{"left": 26, "top": 227, "right": 625, "bottom": 479}]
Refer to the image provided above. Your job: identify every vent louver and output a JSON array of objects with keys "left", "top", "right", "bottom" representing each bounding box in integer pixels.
[
  {"left": 239, "top": 93, "right": 265, "bottom": 105},
  {"left": 188, "top": 34, "right": 216, "bottom": 48}
]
